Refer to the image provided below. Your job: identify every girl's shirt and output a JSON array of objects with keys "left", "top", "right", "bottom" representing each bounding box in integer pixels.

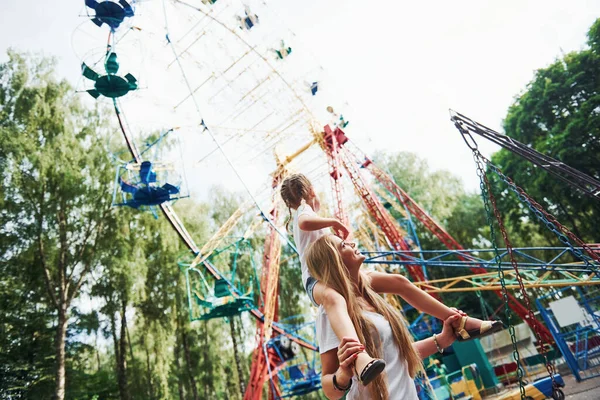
[
  {"left": 316, "top": 306, "right": 418, "bottom": 400},
  {"left": 292, "top": 202, "right": 327, "bottom": 288}
]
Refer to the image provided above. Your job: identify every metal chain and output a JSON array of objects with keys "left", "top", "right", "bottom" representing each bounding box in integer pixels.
[
  {"left": 473, "top": 151, "right": 527, "bottom": 399},
  {"left": 455, "top": 119, "right": 600, "bottom": 268},
  {"left": 475, "top": 289, "right": 491, "bottom": 321},
  {"left": 454, "top": 120, "right": 599, "bottom": 395},
  {"left": 479, "top": 155, "right": 558, "bottom": 390},
  {"left": 484, "top": 159, "right": 600, "bottom": 270}
]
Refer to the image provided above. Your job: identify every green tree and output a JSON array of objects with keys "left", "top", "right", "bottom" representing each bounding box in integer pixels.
[
  {"left": 492, "top": 18, "right": 600, "bottom": 244},
  {"left": 373, "top": 151, "right": 478, "bottom": 254},
  {"left": 0, "top": 50, "right": 114, "bottom": 400},
  {"left": 372, "top": 151, "right": 504, "bottom": 317},
  {"left": 444, "top": 192, "right": 487, "bottom": 249},
  {"left": 375, "top": 151, "right": 465, "bottom": 226},
  {"left": 0, "top": 251, "right": 56, "bottom": 398}
]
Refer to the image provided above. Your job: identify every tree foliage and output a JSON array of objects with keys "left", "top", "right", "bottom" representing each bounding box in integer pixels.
[
  {"left": 490, "top": 18, "right": 600, "bottom": 244},
  {"left": 373, "top": 151, "right": 491, "bottom": 316},
  {"left": 0, "top": 50, "right": 272, "bottom": 400},
  {"left": 1, "top": 49, "right": 115, "bottom": 399}
]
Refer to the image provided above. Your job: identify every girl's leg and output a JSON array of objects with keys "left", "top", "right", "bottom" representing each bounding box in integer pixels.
[
  {"left": 312, "top": 282, "right": 383, "bottom": 378},
  {"left": 366, "top": 271, "right": 486, "bottom": 331}
]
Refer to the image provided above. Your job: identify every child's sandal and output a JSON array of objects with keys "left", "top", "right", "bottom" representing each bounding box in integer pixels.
[
  {"left": 353, "top": 355, "right": 386, "bottom": 386},
  {"left": 455, "top": 316, "right": 504, "bottom": 342}
]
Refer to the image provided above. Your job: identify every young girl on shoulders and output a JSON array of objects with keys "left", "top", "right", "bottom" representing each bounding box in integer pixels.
[
  {"left": 280, "top": 173, "right": 501, "bottom": 387},
  {"left": 281, "top": 174, "right": 385, "bottom": 385}
]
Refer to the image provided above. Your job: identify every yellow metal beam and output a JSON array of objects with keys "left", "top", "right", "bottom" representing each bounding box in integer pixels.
[
  {"left": 373, "top": 185, "right": 407, "bottom": 218},
  {"left": 282, "top": 138, "right": 316, "bottom": 167},
  {"left": 409, "top": 270, "right": 600, "bottom": 293},
  {"left": 190, "top": 199, "right": 255, "bottom": 267},
  {"left": 271, "top": 138, "right": 316, "bottom": 175}
]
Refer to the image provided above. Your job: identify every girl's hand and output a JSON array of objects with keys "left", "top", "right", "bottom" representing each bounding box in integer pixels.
[
  {"left": 333, "top": 220, "right": 350, "bottom": 239},
  {"left": 439, "top": 314, "right": 461, "bottom": 348},
  {"left": 449, "top": 307, "right": 467, "bottom": 317},
  {"left": 336, "top": 337, "right": 363, "bottom": 379}
]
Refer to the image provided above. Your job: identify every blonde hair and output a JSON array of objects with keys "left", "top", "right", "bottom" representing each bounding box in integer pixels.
[
  {"left": 306, "top": 235, "right": 422, "bottom": 400},
  {"left": 280, "top": 173, "right": 314, "bottom": 230}
]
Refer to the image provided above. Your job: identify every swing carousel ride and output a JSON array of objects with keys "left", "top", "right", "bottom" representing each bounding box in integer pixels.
[{"left": 74, "top": 1, "right": 600, "bottom": 399}]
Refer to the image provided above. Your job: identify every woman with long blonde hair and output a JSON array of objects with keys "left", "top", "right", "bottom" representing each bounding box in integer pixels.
[
  {"left": 306, "top": 234, "right": 461, "bottom": 400},
  {"left": 280, "top": 173, "right": 501, "bottom": 387}
]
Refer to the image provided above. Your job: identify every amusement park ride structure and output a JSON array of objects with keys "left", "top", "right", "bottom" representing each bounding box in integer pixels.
[{"left": 76, "top": 1, "right": 600, "bottom": 398}]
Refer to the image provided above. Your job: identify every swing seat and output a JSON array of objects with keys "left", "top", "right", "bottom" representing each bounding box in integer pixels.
[
  {"left": 498, "top": 374, "right": 564, "bottom": 400},
  {"left": 129, "top": 184, "right": 180, "bottom": 206},
  {"left": 288, "top": 365, "right": 304, "bottom": 380},
  {"left": 192, "top": 285, "right": 255, "bottom": 320},
  {"left": 214, "top": 279, "right": 232, "bottom": 298},
  {"left": 280, "top": 364, "right": 322, "bottom": 397},
  {"left": 93, "top": 74, "right": 136, "bottom": 98},
  {"left": 119, "top": 178, "right": 138, "bottom": 194},
  {"left": 139, "top": 161, "right": 157, "bottom": 184},
  {"left": 199, "top": 297, "right": 254, "bottom": 320},
  {"left": 184, "top": 240, "right": 259, "bottom": 321},
  {"left": 87, "top": 0, "right": 134, "bottom": 30}
]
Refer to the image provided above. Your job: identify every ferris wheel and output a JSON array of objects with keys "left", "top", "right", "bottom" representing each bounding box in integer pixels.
[
  {"left": 74, "top": 1, "right": 359, "bottom": 397},
  {"left": 73, "top": 2, "right": 600, "bottom": 399}
]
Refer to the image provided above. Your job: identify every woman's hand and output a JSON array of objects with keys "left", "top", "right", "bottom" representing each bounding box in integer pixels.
[
  {"left": 336, "top": 337, "right": 363, "bottom": 384},
  {"left": 439, "top": 314, "right": 461, "bottom": 349},
  {"left": 333, "top": 220, "right": 350, "bottom": 239}
]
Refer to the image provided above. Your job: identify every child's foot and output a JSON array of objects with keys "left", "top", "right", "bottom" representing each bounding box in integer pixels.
[
  {"left": 453, "top": 315, "right": 504, "bottom": 341},
  {"left": 461, "top": 315, "right": 485, "bottom": 331},
  {"left": 354, "top": 352, "right": 386, "bottom": 386}
]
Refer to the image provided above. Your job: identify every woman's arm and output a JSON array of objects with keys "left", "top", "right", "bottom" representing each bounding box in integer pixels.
[
  {"left": 413, "top": 314, "right": 459, "bottom": 359},
  {"left": 320, "top": 338, "right": 362, "bottom": 399},
  {"left": 365, "top": 271, "right": 466, "bottom": 322}
]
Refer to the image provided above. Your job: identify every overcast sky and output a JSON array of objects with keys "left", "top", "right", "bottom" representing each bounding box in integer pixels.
[{"left": 1, "top": 1, "right": 599, "bottom": 193}]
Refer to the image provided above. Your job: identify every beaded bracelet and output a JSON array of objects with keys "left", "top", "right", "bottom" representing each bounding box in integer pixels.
[{"left": 433, "top": 333, "right": 444, "bottom": 354}]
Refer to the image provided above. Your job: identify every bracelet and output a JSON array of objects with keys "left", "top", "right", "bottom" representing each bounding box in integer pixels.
[
  {"left": 433, "top": 333, "right": 444, "bottom": 354},
  {"left": 333, "top": 374, "right": 352, "bottom": 391}
]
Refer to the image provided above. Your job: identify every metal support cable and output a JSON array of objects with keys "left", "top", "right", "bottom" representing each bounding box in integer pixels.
[
  {"left": 163, "top": 0, "right": 298, "bottom": 254},
  {"left": 451, "top": 110, "right": 600, "bottom": 201}
]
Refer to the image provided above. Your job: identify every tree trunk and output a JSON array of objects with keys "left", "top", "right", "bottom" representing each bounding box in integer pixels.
[
  {"left": 145, "top": 341, "right": 155, "bottom": 399},
  {"left": 54, "top": 304, "right": 68, "bottom": 400},
  {"left": 54, "top": 203, "right": 69, "bottom": 400},
  {"left": 95, "top": 333, "right": 102, "bottom": 372},
  {"left": 110, "top": 312, "right": 120, "bottom": 369},
  {"left": 118, "top": 300, "right": 130, "bottom": 400},
  {"left": 174, "top": 282, "right": 188, "bottom": 400},
  {"left": 182, "top": 328, "right": 199, "bottom": 400},
  {"left": 174, "top": 337, "right": 185, "bottom": 400},
  {"left": 230, "top": 317, "right": 245, "bottom": 398},
  {"left": 126, "top": 325, "right": 135, "bottom": 364},
  {"left": 202, "top": 321, "right": 210, "bottom": 400}
]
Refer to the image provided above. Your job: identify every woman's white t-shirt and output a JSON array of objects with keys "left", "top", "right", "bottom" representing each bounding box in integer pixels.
[
  {"left": 292, "top": 202, "right": 326, "bottom": 288},
  {"left": 316, "top": 306, "right": 418, "bottom": 400}
]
